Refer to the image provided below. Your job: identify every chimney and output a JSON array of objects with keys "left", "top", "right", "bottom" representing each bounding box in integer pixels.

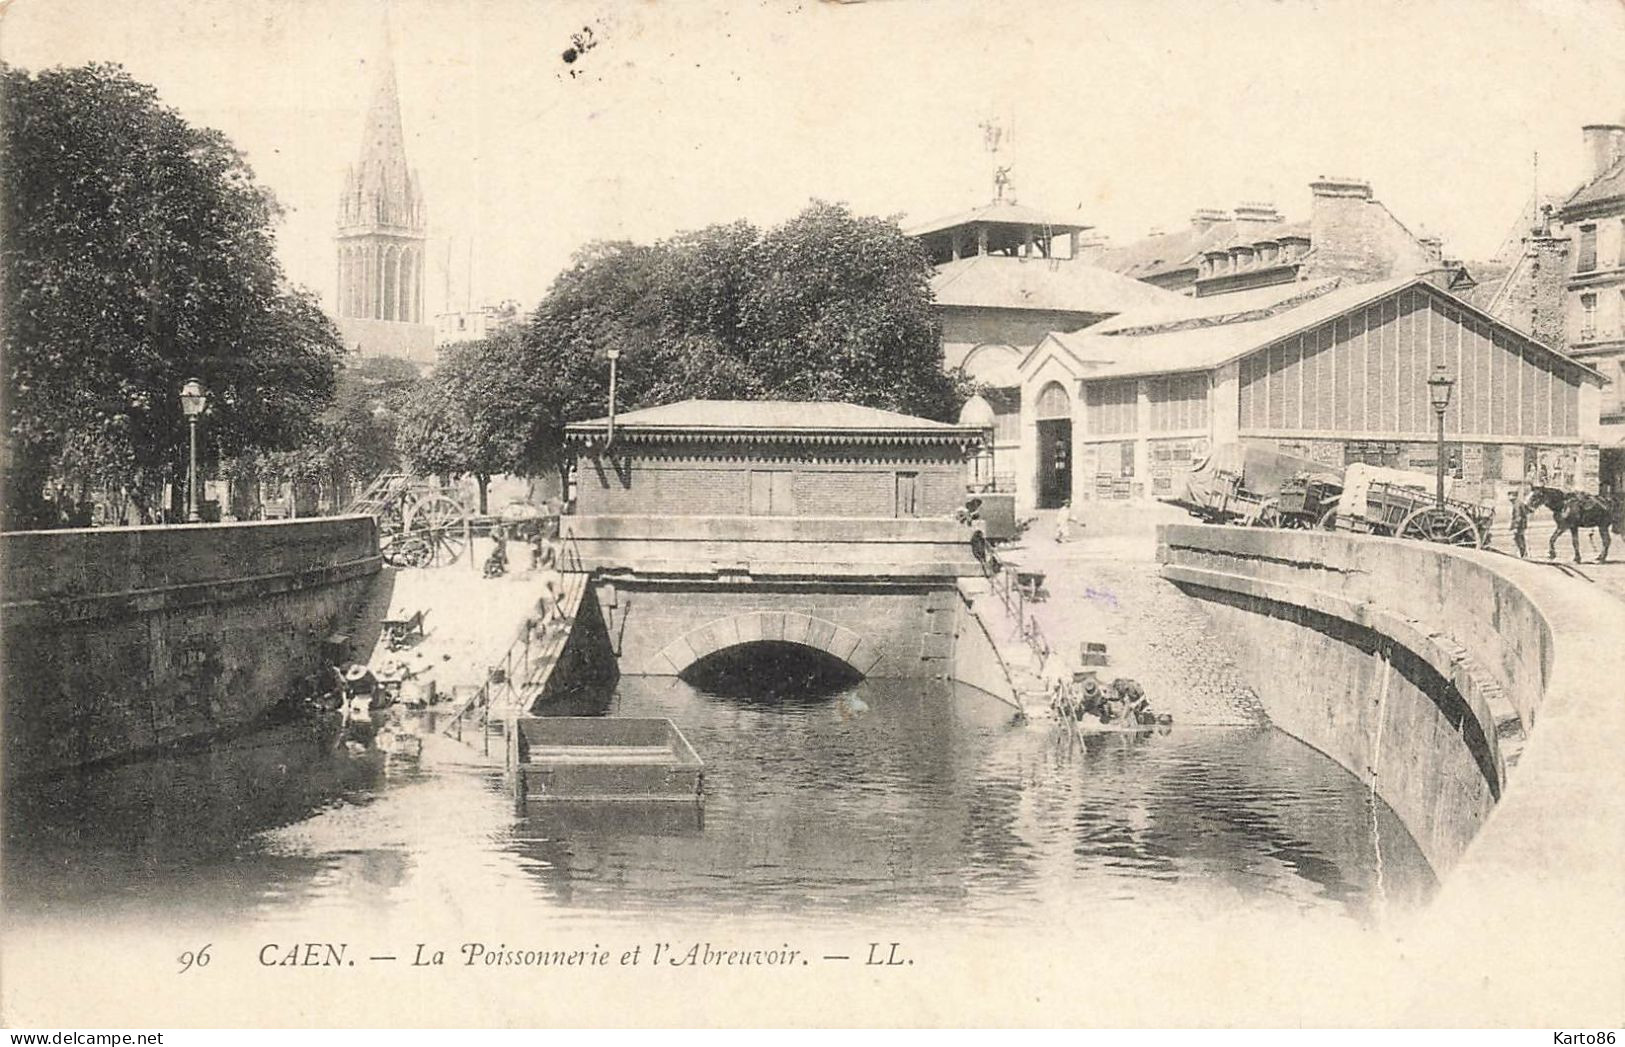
[
  {"left": 1582, "top": 123, "right": 1625, "bottom": 181},
  {"left": 1190, "top": 207, "right": 1229, "bottom": 232},
  {"left": 1527, "top": 235, "right": 1571, "bottom": 351},
  {"left": 1309, "top": 176, "right": 1372, "bottom": 201},
  {"left": 1309, "top": 176, "right": 1380, "bottom": 281},
  {"left": 1417, "top": 234, "right": 1444, "bottom": 265},
  {"left": 1233, "top": 201, "right": 1283, "bottom": 224}
]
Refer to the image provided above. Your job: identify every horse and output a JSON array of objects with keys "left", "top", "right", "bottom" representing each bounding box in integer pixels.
[{"left": 1526, "top": 486, "right": 1622, "bottom": 564}]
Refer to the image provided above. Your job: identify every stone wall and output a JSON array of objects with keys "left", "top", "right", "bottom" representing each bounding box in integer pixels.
[
  {"left": 2, "top": 518, "right": 380, "bottom": 777},
  {"left": 594, "top": 580, "right": 958, "bottom": 680},
  {"left": 562, "top": 514, "right": 979, "bottom": 580},
  {"left": 1157, "top": 524, "right": 1580, "bottom": 875}
]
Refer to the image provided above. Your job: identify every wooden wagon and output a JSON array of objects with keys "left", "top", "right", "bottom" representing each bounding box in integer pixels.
[
  {"left": 1317, "top": 463, "right": 1494, "bottom": 548},
  {"left": 1161, "top": 442, "right": 1342, "bottom": 528}
]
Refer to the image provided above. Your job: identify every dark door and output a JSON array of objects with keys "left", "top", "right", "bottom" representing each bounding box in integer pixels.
[{"left": 1037, "top": 419, "right": 1072, "bottom": 509}]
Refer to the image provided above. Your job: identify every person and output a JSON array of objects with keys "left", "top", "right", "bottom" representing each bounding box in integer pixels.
[
  {"left": 531, "top": 518, "right": 561, "bottom": 573},
  {"left": 1509, "top": 486, "right": 1530, "bottom": 559},
  {"left": 534, "top": 524, "right": 568, "bottom": 626},
  {"left": 1054, "top": 501, "right": 1070, "bottom": 543},
  {"left": 483, "top": 523, "right": 509, "bottom": 578}
]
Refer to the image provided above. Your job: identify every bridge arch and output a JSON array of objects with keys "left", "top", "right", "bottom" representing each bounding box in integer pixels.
[{"left": 647, "top": 611, "right": 875, "bottom": 678}]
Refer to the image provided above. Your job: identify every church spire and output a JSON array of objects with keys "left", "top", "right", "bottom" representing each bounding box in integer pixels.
[
  {"left": 333, "top": 1, "right": 433, "bottom": 361},
  {"left": 358, "top": 7, "right": 406, "bottom": 173},
  {"left": 338, "top": 2, "right": 422, "bottom": 235}
]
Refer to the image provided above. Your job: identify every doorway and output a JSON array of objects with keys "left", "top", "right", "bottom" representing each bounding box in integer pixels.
[{"left": 1034, "top": 381, "right": 1072, "bottom": 509}]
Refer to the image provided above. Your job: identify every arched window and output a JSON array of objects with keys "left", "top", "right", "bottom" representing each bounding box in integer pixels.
[{"left": 1035, "top": 381, "right": 1071, "bottom": 420}]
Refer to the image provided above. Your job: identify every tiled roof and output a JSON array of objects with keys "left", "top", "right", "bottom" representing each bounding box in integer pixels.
[
  {"left": 569, "top": 399, "right": 968, "bottom": 432},
  {"left": 1093, "top": 219, "right": 1309, "bottom": 281},
  {"left": 1564, "top": 157, "right": 1625, "bottom": 212},
  {"left": 1029, "top": 277, "right": 1604, "bottom": 384},
  {"left": 930, "top": 254, "right": 1183, "bottom": 314}
]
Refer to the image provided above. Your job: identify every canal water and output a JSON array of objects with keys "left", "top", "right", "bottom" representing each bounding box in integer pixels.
[{"left": 3, "top": 677, "right": 1435, "bottom": 932}]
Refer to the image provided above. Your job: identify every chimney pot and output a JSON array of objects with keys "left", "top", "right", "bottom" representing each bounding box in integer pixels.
[
  {"left": 1310, "top": 177, "right": 1373, "bottom": 200},
  {"left": 1582, "top": 124, "right": 1625, "bottom": 182},
  {"left": 1233, "top": 201, "right": 1283, "bottom": 224}
]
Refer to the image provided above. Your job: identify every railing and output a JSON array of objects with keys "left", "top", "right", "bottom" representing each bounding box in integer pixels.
[
  {"left": 441, "top": 573, "right": 588, "bottom": 751},
  {"left": 978, "top": 548, "right": 1050, "bottom": 671},
  {"left": 560, "top": 527, "right": 586, "bottom": 573},
  {"left": 441, "top": 615, "right": 540, "bottom": 750}
]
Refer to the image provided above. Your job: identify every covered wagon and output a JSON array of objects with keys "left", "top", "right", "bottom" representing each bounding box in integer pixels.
[{"left": 1162, "top": 442, "right": 1342, "bottom": 528}]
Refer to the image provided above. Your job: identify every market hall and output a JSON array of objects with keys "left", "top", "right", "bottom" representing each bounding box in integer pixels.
[{"left": 1006, "top": 276, "right": 1606, "bottom": 512}]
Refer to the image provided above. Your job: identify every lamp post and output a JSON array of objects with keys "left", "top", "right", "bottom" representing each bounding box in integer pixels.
[
  {"left": 180, "top": 378, "right": 208, "bottom": 523},
  {"left": 1426, "top": 364, "right": 1455, "bottom": 509},
  {"left": 605, "top": 349, "right": 621, "bottom": 450}
]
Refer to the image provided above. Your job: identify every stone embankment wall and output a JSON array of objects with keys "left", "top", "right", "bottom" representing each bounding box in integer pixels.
[
  {"left": 1157, "top": 524, "right": 1618, "bottom": 876},
  {"left": 2, "top": 519, "right": 380, "bottom": 777}
]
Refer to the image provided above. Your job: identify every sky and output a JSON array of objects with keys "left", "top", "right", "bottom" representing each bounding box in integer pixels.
[{"left": 4, "top": 0, "right": 1624, "bottom": 322}]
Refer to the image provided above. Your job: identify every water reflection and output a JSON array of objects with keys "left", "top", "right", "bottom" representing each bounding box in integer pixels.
[{"left": 3, "top": 676, "right": 1435, "bottom": 930}]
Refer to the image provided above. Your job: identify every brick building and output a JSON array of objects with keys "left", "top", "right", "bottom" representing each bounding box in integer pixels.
[
  {"left": 1015, "top": 276, "right": 1604, "bottom": 510},
  {"left": 564, "top": 400, "right": 983, "bottom": 520}
]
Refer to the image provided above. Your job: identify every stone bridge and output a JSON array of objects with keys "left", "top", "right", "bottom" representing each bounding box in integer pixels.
[{"left": 560, "top": 514, "right": 1010, "bottom": 693}]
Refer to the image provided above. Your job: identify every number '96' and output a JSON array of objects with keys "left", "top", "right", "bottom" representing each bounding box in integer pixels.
[{"left": 178, "top": 945, "right": 212, "bottom": 973}]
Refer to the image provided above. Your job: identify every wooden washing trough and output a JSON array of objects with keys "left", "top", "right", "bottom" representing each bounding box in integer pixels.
[{"left": 510, "top": 717, "right": 704, "bottom": 804}]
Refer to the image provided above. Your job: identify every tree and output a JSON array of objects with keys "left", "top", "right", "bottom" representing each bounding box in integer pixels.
[
  {"left": 1, "top": 63, "right": 344, "bottom": 527},
  {"left": 502, "top": 202, "right": 965, "bottom": 479},
  {"left": 244, "top": 354, "right": 419, "bottom": 515},
  {"left": 396, "top": 331, "right": 536, "bottom": 512}
]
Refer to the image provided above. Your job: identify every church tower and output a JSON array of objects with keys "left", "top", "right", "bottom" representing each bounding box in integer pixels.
[{"left": 335, "top": 14, "right": 434, "bottom": 364}]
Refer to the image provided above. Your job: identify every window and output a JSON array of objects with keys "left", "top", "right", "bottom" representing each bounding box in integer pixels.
[
  {"left": 895, "top": 472, "right": 919, "bottom": 517},
  {"left": 1580, "top": 293, "right": 1598, "bottom": 341},
  {"left": 749, "top": 470, "right": 794, "bottom": 516},
  {"left": 1578, "top": 224, "right": 1598, "bottom": 272}
]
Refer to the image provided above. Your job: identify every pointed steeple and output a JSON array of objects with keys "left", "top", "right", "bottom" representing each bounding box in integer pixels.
[
  {"left": 333, "top": 0, "right": 432, "bottom": 358},
  {"left": 338, "top": 3, "right": 423, "bottom": 234},
  {"left": 358, "top": 9, "right": 406, "bottom": 173}
]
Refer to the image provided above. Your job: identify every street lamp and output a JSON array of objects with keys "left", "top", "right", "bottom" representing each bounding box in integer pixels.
[
  {"left": 180, "top": 377, "right": 208, "bottom": 523},
  {"left": 605, "top": 349, "right": 621, "bottom": 451},
  {"left": 1426, "top": 364, "right": 1455, "bottom": 509}
]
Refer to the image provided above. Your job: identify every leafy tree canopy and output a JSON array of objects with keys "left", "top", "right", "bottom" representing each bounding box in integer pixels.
[
  {"left": 409, "top": 202, "right": 967, "bottom": 481},
  {"left": 1, "top": 62, "right": 344, "bottom": 526}
]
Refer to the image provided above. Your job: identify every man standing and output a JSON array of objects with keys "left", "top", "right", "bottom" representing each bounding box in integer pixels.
[{"left": 1509, "top": 486, "right": 1530, "bottom": 559}]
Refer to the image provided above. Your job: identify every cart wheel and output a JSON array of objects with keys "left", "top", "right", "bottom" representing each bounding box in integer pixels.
[
  {"left": 1317, "top": 506, "right": 1340, "bottom": 531},
  {"left": 1250, "top": 499, "right": 1281, "bottom": 528},
  {"left": 1398, "top": 505, "right": 1481, "bottom": 547},
  {"left": 404, "top": 493, "right": 469, "bottom": 565}
]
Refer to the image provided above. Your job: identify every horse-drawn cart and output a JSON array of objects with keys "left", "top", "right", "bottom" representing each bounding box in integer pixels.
[
  {"left": 1162, "top": 443, "right": 1342, "bottom": 528},
  {"left": 348, "top": 474, "right": 474, "bottom": 568},
  {"left": 1316, "top": 463, "right": 1494, "bottom": 548}
]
